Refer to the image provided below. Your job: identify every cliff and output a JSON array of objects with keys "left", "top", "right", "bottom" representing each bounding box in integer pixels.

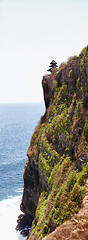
[{"left": 17, "top": 46, "right": 88, "bottom": 239}]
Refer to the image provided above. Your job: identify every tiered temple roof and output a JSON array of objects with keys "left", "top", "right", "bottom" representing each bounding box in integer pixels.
[{"left": 47, "top": 60, "right": 58, "bottom": 72}]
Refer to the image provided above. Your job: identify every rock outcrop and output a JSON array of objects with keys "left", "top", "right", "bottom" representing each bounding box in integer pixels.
[
  {"left": 42, "top": 74, "right": 56, "bottom": 109},
  {"left": 17, "top": 46, "right": 88, "bottom": 240}
]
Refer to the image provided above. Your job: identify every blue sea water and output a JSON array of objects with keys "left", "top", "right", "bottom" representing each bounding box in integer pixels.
[{"left": 0, "top": 103, "right": 45, "bottom": 240}]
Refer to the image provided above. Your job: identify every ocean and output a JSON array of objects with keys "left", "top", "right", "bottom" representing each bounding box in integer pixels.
[{"left": 0, "top": 103, "right": 45, "bottom": 240}]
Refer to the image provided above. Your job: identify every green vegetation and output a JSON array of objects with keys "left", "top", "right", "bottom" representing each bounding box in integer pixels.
[
  {"left": 29, "top": 159, "right": 88, "bottom": 239},
  {"left": 27, "top": 46, "right": 88, "bottom": 239}
]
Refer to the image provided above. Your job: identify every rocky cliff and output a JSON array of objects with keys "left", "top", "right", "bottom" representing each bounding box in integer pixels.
[{"left": 17, "top": 46, "right": 88, "bottom": 239}]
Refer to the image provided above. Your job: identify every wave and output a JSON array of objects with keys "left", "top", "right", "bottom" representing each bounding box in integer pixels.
[
  {"left": 0, "top": 196, "right": 26, "bottom": 240},
  {"left": 15, "top": 188, "right": 23, "bottom": 193}
]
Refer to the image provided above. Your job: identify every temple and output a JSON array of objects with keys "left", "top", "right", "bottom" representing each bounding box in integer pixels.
[{"left": 47, "top": 60, "right": 58, "bottom": 73}]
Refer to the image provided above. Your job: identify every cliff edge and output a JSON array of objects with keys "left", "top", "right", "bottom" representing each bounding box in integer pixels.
[{"left": 17, "top": 46, "right": 88, "bottom": 239}]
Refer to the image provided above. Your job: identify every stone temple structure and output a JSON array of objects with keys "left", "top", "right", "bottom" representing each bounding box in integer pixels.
[{"left": 47, "top": 60, "right": 58, "bottom": 73}]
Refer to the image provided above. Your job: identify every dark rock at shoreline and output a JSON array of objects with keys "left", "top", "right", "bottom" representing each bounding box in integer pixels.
[{"left": 16, "top": 213, "right": 32, "bottom": 237}]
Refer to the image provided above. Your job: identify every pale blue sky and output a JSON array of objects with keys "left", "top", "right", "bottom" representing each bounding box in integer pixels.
[{"left": 0, "top": 0, "right": 88, "bottom": 103}]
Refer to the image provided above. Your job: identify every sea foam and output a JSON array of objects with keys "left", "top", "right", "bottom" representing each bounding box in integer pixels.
[{"left": 0, "top": 195, "right": 26, "bottom": 240}]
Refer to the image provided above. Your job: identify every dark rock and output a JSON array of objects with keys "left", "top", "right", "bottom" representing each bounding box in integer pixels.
[
  {"left": 72, "top": 127, "right": 82, "bottom": 142},
  {"left": 83, "top": 93, "right": 88, "bottom": 110},
  {"left": 42, "top": 74, "right": 56, "bottom": 110},
  {"left": 16, "top": 213, "right": 32, "bottom": 237}
]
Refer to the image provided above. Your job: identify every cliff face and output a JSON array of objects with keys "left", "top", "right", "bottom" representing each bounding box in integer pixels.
[
  {"left": 42, "top": 180, "right": 88, "bottom": 240},
  {"left": 19, "top": 46, "right": 88, "bottom": 239}
]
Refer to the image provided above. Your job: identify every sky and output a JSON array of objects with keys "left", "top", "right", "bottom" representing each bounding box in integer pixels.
[{"left": 0, "top": 0, "right": 88, "bottom": 104}]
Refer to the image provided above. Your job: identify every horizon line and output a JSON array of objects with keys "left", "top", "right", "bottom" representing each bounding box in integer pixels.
[{"left": 0, "top": 101, "right": 44, "bottom": 105}]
